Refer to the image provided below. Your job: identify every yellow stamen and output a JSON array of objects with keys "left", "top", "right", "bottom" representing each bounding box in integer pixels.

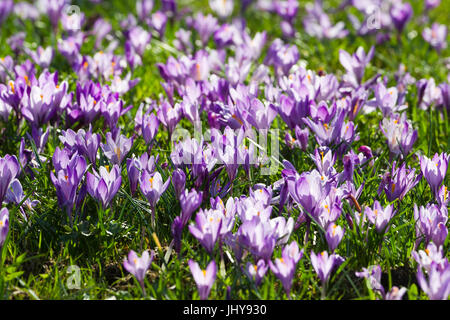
[
  {"left": 105, "top": 165, "right": 110, "bottom": 172},
  {"left": 149, "top": 177, "right": 154, "bottom": 188},
  {"left": 9, "top": 82, "right": 15, "bottom": 94},
  {"left": 353, "top": 102, "right": 359, "bottom": 115},
  {"left": 320, "top": 151, "right": 324, "bottom": 163},
  {"left": 391, "top": 183, "right": 396, "bottom": 193},
  {"left": 133, "top": 258, "right": 137, "bottom": 265},
  {"left": 202, "top": 269, "right": 206, "bottom": 277},
  {"left": 323, "top": 123, "right": 329, "bottom": 131},
  {"left": 254, "top": 265, "right": 257, "bottom": 272},
  {"left": 115, "top": 147, "right": 121, "bottom": 161},
  {"left": 425, "top": 248, "right": 430, "bottom": 256},
  {"left": 83, "top": 61, "right": 88, "bottom": 68},
  {"left": 24, "top": 75, "right": 30, "bottom": 86},
  {"left": 232, "top": 114, "right": 243, "bottom": 126},
  {"left": 279, "top": 258, "right": 285, "bottom": 264}
]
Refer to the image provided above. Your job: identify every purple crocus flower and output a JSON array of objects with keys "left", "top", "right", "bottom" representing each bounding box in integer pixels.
[
  {"left": 355, "top": 265, "right": 385, "bottom": 296},
  {"left": 0, "top": 0, "right": 13, "bottom": 25},
  {"left": 188, "top": 208, "right": 222, "bottom": 254},
  {"left": 236, "top": 217, "right": 277, "bottom": 261},
  {"left": 310, "top": 250, "right": 345, "bottom": 285},
  {"left": 180, "top": 189, "right": 203, "bottom": 225},
  {"left": 157, "top": 100, "right": 181, "bottom": 135},
  {"left": 423, "top": 23, "right": 447, "bottom": 53},
  {"left": 27, "top": 46, "right": 54, "bottom": 69},
  {"left": 0, "top": 207, "right": 9, "bottom": 247},
  {"left": 390, "top": 1, "right": 413, "bottom": 33},
  {"left": 245, "top": 259, "right": 269, "bottom": 287},
  {"left": 139, "top": 171, "right": 170, "bottom": 223},
  {"left": 59, "top": 127, "right": 100, "bottom": 166},
  {"left": 128, "top": 26, "right": 151, "bottom": 56},
  {"left": 136, "top": 0, "right": 154, "bottom": 21},
  {"left": 365, "top": 201, "right": 395, "bottom": 234},
  {"left": 150, "top": 11, "right": 167, "bottom": 38},
  {"left": 339, "top": 46, "right": 374, "bottom": 88},
  {"left": 50, "top": 150, "right": 87, "bottom": 220},
  {"left": 188, "top": 259, "right": 216, "bottom": 300},
  {"left": 419, "top": 153, "right": 449, "bottom": 198},
  {"left": 86, "top": 165, "right": 122, "bottom": 208},
  {"left": 5, "top": 179, "right": 39, "bottom": 222},
  {"left": 425, "top": 0, "right": 441, "bottom": 10},
  {"left": 380, "top": 114, "right": 417, "bottom": 159},
  {"left": 417, "top": 262, "right": 450, "bottom": 300},
  {"left": 141, "top": 112, "right": 159, "bottom": 146},
  {"left": 414, "top": 203, "right": 448, "bottom": 247},
  {"left": 171, "top": 169, "right": 186, "bottom": 199},
  {"left": 101, "top": 131, "right": 133, "bottom": 165},
  {"left": 269, "top": 242, "right": 304, "bottom": 297},
  {"left": 0, "top": 155, "right": 20, "bottom": 205},
  {"left": 193, "top": 13, "right": 218, "bottom": 45},
  {"left": 412, "top": 242, "right": 448, "bottom": 273},
  {"left": 123, "top": 250, "right": 154, "bottom": 295},
  {"left": 325, "top": 223, "right": 344, "bottom": 252},
  {"left": 378, "top": 161, "right": 422, "bottom": 202}
]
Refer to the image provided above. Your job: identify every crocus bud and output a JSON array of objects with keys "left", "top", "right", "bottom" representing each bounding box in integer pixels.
[{"left": 172, "top": 168, "right": 186, "bottom": 199}]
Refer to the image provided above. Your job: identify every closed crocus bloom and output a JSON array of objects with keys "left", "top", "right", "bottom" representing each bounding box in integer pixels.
[
  {"left": 417, "top": 262, "right": 450, "bottom": 300},
  {"left": 126, "top": 155, "right": 142, "bottom": 196},
  {"left": 123, "top": 250, "right": 154, "bottom": 294},
  {"left": 365, "top": 201, "right": 395, "bottom": 234},
  {"left": 310, "top": 250, "right": 345, "bottom": 284},
  {"left": 188, "top": 259, "right": 217, "bottom": 300},
  {"left": 142, "top": 112, "right": 159, "bottom": 145},
  {"left": 136, "top": 0, "right": 154, "bottom": 21},
  {"left": 419, "top": 153, "right": 449, "bottom": 198},
  {"left": 0, "top": 207, "right": 9, "bottom": 247},
  {"left": 86, "top": 165, "right": 122, "bottom": 208},
  {"left": 0, "top": 154, "right": 20, "bottom": 205},
  {"left": 101, "top": 131, "right": 133, "bottom": 165},
  {"left": 390, "top": 1, "right": 412, "bottom": 33},
  {"left": 0, "top": 0, "right": 13, "bottom": 25},
  {"left": 180, "top": 189, "right": 203, "bottom": 225},
  {"left": 246, "top": 259, "right": 269, "bottom": 286},
  {"left": 171, "top": 169, "right": 186, "bottom": 199},
  {"left": 325, "top": 223, "right": 344, "bottom": 252},
  {"left": 50, "top": 154, "right": 87, "bottom": 219},
  {"left": 425, "top": 0, "right": 440, "bottom": 10}
]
